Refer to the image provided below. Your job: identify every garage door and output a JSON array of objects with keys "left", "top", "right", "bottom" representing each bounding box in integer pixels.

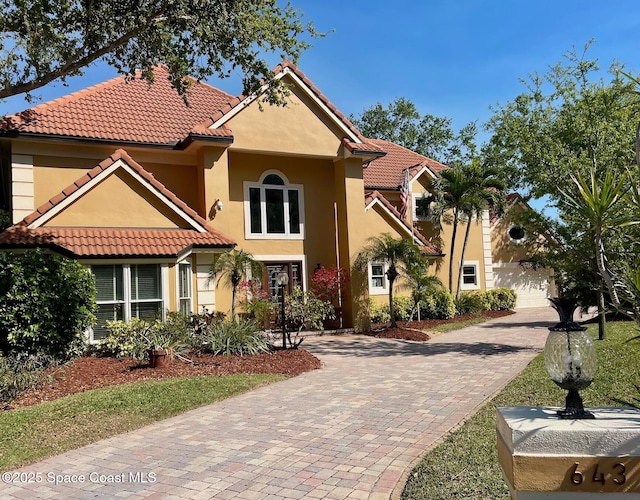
[{"left": 493, "top": 265, "right": 554, "bottom": 309}]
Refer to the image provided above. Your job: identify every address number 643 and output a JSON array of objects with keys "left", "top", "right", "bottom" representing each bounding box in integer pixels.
[{"left": 570, "top": 462, "right": 626, "bottom": 486}]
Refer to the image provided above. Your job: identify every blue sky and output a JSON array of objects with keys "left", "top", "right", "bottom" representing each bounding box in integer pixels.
[{"left": 1, "top": 0, "right": 639, "bottom": 212}]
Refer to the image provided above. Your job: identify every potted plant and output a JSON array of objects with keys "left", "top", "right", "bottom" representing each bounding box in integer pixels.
[{"left": 147, "top": 331, "right": 174, "bottom": 368}]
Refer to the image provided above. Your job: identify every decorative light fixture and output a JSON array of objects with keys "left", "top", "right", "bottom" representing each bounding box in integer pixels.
[
  {"left": 544, "top": 297, "right": 597, "bottom": 419},
  {"left": 276, "top": 271, "right": 289, "bottom": 350},
  {"left": 208, "top": 199, "right": 224, "bottom": 220}
]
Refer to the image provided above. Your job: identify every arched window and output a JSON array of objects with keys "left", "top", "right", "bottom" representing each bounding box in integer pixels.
[{"left": 244, "top": 171, "right": 304, "bottom": 239}]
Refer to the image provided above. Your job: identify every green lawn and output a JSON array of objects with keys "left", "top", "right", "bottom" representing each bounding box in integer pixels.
[
  {"left": 0, "top": 374, "right": 284, "bottom": 472},
  {"left": 401, "top": 321, "right": 640, "bottom": 499}
]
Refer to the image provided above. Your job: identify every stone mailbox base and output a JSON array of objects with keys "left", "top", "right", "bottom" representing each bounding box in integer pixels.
[{"left": 497, "top": 407, "right": 640, "bottom": 499}]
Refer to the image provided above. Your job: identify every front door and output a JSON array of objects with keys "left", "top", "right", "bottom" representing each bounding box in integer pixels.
[{"left": 263, "top": 261, "right": 301, "bottom": 297}]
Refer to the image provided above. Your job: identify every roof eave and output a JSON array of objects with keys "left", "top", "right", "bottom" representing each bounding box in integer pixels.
[
  {"left": 177, "top": 133, "right": 234, "bottom": 150},
  {"left": 2, "top": 131, "right": 180, "bottom": 150}
]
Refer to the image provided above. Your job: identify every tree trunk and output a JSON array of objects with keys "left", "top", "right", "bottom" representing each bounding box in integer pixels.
[
  {"left": 456, "top": 216, "right": 473, "bottom": 300},
  {"left": 388, "top": 266, "right": 398, "bottom": 328},
  {"left": 448, "top": 210, "right": 459, "bottom": 294},
  {"left": 597, "top": 286, "right": 606, "bottom": 340},
  {"left": 231, "top": 286, "right": 237, "bottom": 321}
]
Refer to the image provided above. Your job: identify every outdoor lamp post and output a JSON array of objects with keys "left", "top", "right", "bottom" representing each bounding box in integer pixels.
[
  {"left": 544, "top": 297, "right": 597, "bottom": 419},
  {"left": 276, "top": 271, "right": 289, "bottom": 350}
]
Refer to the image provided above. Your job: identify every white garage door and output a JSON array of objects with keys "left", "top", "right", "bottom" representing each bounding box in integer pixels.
[{"left": 493, "top": 265, "right": 554, "bottom": 309}]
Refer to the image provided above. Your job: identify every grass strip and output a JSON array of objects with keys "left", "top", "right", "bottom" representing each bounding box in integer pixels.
[
  {"left": 402, "top": 321, "right": 640, "bottom": 499},
  {"left": 0, "top": 373, "right": 284, "bottom": 472}
]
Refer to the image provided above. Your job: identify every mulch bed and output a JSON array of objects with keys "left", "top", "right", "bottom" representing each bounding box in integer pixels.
[
  {"left": 4, "top": 310, "right": 515, "bottom": 411},
  {"left": 6, "top": 349, "right": 322, "bottom": 411}
]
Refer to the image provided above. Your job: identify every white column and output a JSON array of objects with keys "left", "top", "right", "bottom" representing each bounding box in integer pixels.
[{"left": 11, "top": 154, "right": 34, "bottom": 223}]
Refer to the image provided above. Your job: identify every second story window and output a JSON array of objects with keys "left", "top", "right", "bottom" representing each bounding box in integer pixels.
[{"left": 245, "top": 171, "right": 304, "bottom": 239}]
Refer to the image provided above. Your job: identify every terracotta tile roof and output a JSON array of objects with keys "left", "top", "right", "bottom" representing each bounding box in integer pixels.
[
  {"left": 363, "top": 139, "right": 449, "bottom": 189},
  {"left": 0, "top": 66, "right": 236, "bottom": 146},
  {"left": 0, "top": 149, "right": 235, "bottom": 257},
  {"left": 0, "top": 225, "right": 233, "bottom": 258},
  {"left": 342, "top": 138, "right": 386, "bottom": 157},
  {"left": 365, "top": 190, "right": 443, "bottom": 256}
]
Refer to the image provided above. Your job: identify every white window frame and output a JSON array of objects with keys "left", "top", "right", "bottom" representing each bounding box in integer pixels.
[
  {"left": 88, "top": 262, "right": 169, "bottom": 343},
  {"left": 412, "top": 192, "right": 433, "bottom": 221},
  {"left": 460, "top": 260, "right": 480, "bottom": 291},
  {"left": 177, "top": 259, "right": 193, "bottom": 315},
  {"left": 368, "top": 261, "right": 389, "bottom": 295},
  {"left": 243, "top": 170, "right": 305, "bottom": 240}
]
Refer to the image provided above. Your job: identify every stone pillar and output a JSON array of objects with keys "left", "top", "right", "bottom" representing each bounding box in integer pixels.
[{"left": 497, "top": 406, "right": 640, "bottom": 499}]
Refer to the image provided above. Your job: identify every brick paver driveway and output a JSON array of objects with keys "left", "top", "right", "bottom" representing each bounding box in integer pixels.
[{"left": 4, "top": 307, "right": 557, "bottom": 499}]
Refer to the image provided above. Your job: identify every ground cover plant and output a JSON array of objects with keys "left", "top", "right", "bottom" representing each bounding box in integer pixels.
[{"left": 401, "top": 320, "right": 640, "bottom": 499}]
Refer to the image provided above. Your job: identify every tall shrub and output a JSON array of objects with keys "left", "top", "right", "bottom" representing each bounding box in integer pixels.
[
  {"left": 0, "top": 250, "right": 96, "bottom": 359},
  {"left": 486, "top": 288, "right": 517, "bottom": 310},
  {"left": 419, "top": 289, "right": 456, "bottom": 320}
]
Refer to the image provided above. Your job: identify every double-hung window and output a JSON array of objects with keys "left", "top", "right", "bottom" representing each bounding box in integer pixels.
[
  {"left": 245, "top": 172, "right": 304, "bottom": 239},
  {"left": 460, "top": 261, "right": 480, "bottom": 291},
  {"left": 412, "top": 193, "right": 433, "bottom": 221},
  {"left": 91, "top": 263, "right": 166, "bottom": 342},
  {"left": 93, "top": 265, "right": 125, "bottom": 339},
  {"left": 177, "top": 261, "right": 192, "bottom": 314},
  {"left": 368, "top": 261, "right": 388, "bottom": 295}
]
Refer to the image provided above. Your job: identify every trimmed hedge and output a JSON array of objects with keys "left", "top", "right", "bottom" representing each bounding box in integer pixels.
[
  {"left": 419, "top": 289, "right": 456, "bottom": 320},
  {"left": 455, "top": 288, "right": 517, "bottom": 315},
  {"left": 486, "top": 288, "right": 517, "bottom": 310},
  {"left": 371, "top": 288, "right": 516, "bottom": 324}
]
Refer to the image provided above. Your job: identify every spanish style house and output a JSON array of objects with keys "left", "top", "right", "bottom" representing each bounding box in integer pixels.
[{"left": 0, "top": 62, "right": 548, "bottom": 337}]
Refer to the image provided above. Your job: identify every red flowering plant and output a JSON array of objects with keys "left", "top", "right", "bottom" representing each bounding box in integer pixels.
[{"left": 310, "top": 266, "right": 350, "bottom": 305}]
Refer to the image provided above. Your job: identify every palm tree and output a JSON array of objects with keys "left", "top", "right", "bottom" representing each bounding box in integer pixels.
[
  {"left": 401, "top": 259, "right": 445, "bottom": 322},
  {"left": 210, "top": 249, "right": 264, "bottom": 320},
  {"left": 431, "top": 160, "right": 505, "bottom": 298},
  {"left": 357, "top": 233, "right": 425, "bottom": 328}
]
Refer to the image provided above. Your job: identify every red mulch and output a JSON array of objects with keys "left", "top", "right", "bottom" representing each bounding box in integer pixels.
[
  {"left": 365, "top": 310, "right": 516, "bottom": 341},
  {"left": 4, "top": 310, "right": 515, "bottom": 411},
  {"left": 6, "top": 349, "right": 322, "bottom": 411}
]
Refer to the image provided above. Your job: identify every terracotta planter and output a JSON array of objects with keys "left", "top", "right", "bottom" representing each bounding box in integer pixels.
[{"left": 149, "top": 348, "right": 173, "bottom": 368}]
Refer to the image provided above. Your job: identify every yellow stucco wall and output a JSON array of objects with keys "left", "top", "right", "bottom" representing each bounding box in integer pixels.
[
  {"left": 44, "top": 169, "right": 189, "bottom": 228},
  {"left": 30, "top": 148, "right": 199, "bottom": 213},
  {"left": 33, "top": 158, "right": 97, "bottom": 208},
  {"left": 491, "top": 206, "right": 532, "bottom": 264},
  {"left": 224, "top": 75, "right": 346, "bottom": 157},
  {"left": 334, "top": 158, "right": 370, "bottom": 331},
  {"left": 208, "top": 151, "right": 341, "bottom": 271},
  {"left": 363, "top": 202, "right": 415, "bottom": 307}
]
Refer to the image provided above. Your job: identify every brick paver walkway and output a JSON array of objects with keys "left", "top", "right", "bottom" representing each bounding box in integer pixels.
[{"left": 3, "top": 308, "right": 558, "bottom": 499}]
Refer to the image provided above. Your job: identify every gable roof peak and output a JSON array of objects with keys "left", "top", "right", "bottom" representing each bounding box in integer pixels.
[
  {"left": 206, "top": 59, "right": 367, "bottom": 145},
  {"left": 24, "top": 148, "right": 217, "bottom": 234}
]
